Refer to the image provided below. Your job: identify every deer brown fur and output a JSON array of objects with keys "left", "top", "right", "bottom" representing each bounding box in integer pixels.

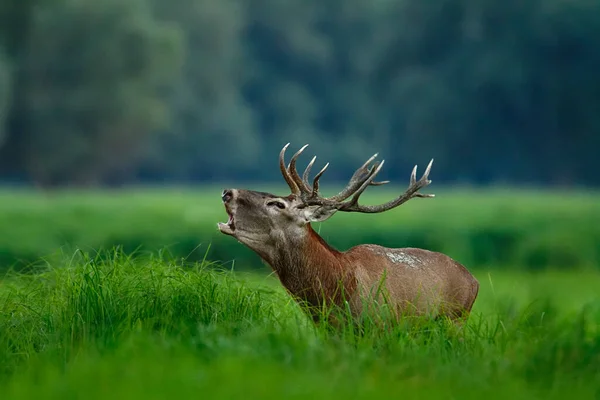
[{"left": 217, "top": 144, "right": 479, "bottom": 324}]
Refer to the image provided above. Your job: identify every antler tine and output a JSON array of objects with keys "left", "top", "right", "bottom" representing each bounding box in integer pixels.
[
  {"left": 424, "top": 158, "right": 434, "bottom": 178},
  {"left": 367, "top": 164, "right": 390, "bottom": 186},
  {"left": 311, "top": 162, "right": 329, "bottom": 197},
  {"left": 328, "top": 153, "right": 383, "bottom": 201},
  {"left": 410, "top": 164, "right": 417, "bottom": 185},
  {"left": 360, "top": 164, "right": 391, "bottom": 187},
  {"left": 288, "top": 144, "right": 311, "bottom": 193},
  {"left": 338, "top": 159, "right": 435, "bottom": 213},
  {"left": 413, "top": 158, "right": 435, "bottom": 198},
  {"left": 302, "top": 156, "right": 316, "bottom": 188},
  {"left": 370, "top": 180, "right": 390, "bottom": 186},
  {"left": 338, "top": 160, "right": 386, "bottom": 210},
  {"left": 279, "top": 143, "right": 300, "bottom": 194}
]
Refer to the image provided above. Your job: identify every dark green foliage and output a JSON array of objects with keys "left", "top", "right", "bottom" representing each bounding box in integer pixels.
[
  {"left": 0, "top": 0, "right": 599, "bottom": 187},
  {"left": 0, "top": 0, "right": 182, "bottom": 186},
  {"left": 0, "top": 50, "right": 9, "bottom": 144}
]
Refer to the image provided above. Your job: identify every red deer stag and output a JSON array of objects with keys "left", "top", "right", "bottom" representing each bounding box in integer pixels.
[{"left": 217, "top": 144, "right": 479, "bottom": 325}]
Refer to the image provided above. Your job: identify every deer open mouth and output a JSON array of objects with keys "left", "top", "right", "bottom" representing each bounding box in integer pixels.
[{"left": 217, "top": 207, "right": 235, "bottom": 235}]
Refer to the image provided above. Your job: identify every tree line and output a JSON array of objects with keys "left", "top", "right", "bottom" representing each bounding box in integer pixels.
[{"left": 0, "top": 0, "right": 598, "bottom": 188}]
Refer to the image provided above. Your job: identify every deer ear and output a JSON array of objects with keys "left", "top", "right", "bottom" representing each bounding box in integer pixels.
[{"left": 303, "top": 205, "right": 337, "bottom": 223}]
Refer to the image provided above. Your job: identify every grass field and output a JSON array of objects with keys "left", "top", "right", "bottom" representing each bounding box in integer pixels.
[
  {"left": 0, "top": 251, "right": 599, "bottom": 399},
  {"left": 0, "top": 188, "right": 598, "bottom": 399}
]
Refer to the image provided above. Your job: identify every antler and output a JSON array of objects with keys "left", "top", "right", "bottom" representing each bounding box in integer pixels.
[
  {"left": 327, "top": 153, "right": 390, "bottom": 202},
  {"left": 278, "top": 143, "right": 435, "bottom": 214},
  {"left": 337, "top": 158, "right": 434, "bottom": 213},
  {"left": 279, "top": 144, "right": 301, "bottom": 194},
  {"left": 279, "top": 143, "right": 330, "bottom": 198}
]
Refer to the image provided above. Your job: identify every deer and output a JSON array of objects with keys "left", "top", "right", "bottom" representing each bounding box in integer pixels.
[{"left": 217, "top": 143, "right": 479, "bottom": 326}]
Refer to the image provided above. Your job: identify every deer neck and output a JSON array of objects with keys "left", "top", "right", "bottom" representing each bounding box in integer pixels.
[{"left": 264, "top": 224, "right": 354, "bottom": 307}]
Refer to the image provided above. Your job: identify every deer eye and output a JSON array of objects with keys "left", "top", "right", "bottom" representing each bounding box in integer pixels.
[{"left": 267, "top": 200, "right": 286, "bottom": 209}]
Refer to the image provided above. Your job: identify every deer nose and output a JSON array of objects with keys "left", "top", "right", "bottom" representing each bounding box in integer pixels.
[{"left": 221, "top": 189, "right": 233, "bottom": 203}]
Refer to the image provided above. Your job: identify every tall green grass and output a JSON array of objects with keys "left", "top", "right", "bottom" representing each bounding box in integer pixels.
[
  {"left": 0, "top": 249, "right": 599, "bottom": 399},
  {"left": 0, "top": 187, "right": 598, "bottom": 272}
]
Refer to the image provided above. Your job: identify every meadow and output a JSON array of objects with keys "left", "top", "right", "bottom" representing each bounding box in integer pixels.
[{"left": 0, "top": 187, "right": 599, "bottom": 399}]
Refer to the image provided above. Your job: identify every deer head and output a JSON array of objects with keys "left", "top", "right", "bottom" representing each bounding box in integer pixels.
[{"left": 217, "top": 143, "right": 434, "bottom": 260}]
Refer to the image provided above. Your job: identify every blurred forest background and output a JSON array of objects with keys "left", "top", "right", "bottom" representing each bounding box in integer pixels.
[{"left": 0, "top": 0, "right": 599, "bottom": 189}]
